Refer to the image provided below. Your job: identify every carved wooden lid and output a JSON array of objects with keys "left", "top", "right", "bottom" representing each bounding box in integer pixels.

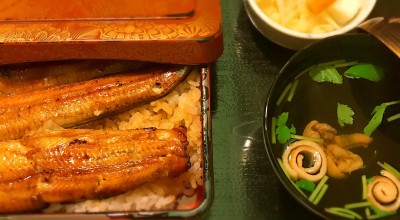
[{"left": 0, "top": 0, "right": 223, "bottom": 65}]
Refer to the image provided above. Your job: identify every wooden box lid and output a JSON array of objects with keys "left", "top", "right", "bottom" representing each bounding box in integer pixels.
[{"left": 0, "top": 0, "right": 223, "bottom": 65}]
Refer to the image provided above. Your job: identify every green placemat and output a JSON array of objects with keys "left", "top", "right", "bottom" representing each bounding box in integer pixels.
[{"left": 206, "top": 0, "right": 399, "bottom": 219}]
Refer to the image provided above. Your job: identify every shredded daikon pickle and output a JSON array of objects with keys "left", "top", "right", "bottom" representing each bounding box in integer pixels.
[{"left": 255, "top": 0, "right": 351, "bottom": 34}]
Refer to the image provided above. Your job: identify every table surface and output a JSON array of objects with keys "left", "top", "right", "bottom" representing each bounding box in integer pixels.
[{"left": 205, "top": 1, "right": 400, "bottom": 219}]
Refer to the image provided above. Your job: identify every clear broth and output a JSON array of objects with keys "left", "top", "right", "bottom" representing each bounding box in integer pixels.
[{"left": 266, "top": 34, "right": 400, "bottom": 219}]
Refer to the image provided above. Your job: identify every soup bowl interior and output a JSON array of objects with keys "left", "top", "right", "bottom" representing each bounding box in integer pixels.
[{"left": 263, "top": 33, "right": 400, "bottom": 219}]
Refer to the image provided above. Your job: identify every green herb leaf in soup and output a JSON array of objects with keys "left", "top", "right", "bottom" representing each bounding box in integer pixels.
[
  {"left": 364, "top": 103, "right": 387, "bottom": 136},
  {"left": 295, "top": 179, "right": 316, "bottom": 192},
  {"left": 337, "top": 103, "right": 354, "bottom": 127},
  {"left": 276, "top": 112, "right": 296, "bottom": 144},
  {"left": 309, "top": 66, "right": 343, "bottom": 84},
  {"left": 344, "top": 63, "right": 384, "bottom": 82},
  {"left": 364, "top": 100, "right": 400, "bottom": 136}
]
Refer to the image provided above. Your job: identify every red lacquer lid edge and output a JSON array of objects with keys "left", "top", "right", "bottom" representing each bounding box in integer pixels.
[{"left": 0, "top": 0, "right": 223, "bottom": 64}]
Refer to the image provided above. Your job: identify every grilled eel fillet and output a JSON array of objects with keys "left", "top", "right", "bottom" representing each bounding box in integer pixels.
[
  {"left": 0, "top": 60, "right": 146, "bottom": 96},
  {"left": 0, "top": 65, "right": 192, "bottom": 140},
  {"left": 0, "top": 127, "right": 190, "bottom": 213}
]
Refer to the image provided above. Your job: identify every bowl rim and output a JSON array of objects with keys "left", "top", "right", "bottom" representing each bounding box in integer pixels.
[{"left": 247, "top": 0, "right": 377, "bottom": 40}]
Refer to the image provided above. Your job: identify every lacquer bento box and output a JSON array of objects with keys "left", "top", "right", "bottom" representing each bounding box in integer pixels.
[{"left": 0, "top": 0, "right": 222, "bottom": 218}]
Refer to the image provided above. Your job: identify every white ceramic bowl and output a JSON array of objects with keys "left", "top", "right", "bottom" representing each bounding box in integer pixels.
[{"left": 244, "top": 0, "right": 377, "bottom": 50}]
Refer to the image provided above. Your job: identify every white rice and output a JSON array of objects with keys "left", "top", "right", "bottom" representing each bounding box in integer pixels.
[{"left": 44, "top": 68, "right": 203, "bottom": 213}]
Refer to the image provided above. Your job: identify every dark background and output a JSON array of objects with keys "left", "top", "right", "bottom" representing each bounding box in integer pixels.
[{"left": 206, "top": 0, "right": 400, "bottom": 219}]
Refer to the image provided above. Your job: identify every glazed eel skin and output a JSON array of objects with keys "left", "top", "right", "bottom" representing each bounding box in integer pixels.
[
  {"left": 0, "top": 64, "right": 192, "bottom": 140},
  {"left": 0, "top": 60, "right": 146, "bottom": 96},
  {"left": 0, "top": 127, "right": 190, "bottom": 213}
]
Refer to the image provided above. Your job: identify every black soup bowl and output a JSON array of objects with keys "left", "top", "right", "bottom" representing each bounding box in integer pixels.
[{"left": 263, "top": 33, "right": 400, "bottom": 220}]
